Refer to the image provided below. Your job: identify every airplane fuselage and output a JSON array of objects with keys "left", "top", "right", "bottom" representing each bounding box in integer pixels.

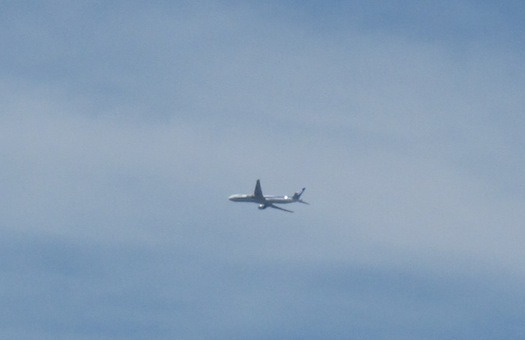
[{"left": 228, "top": 194, "right": 296, "bottom": 204}]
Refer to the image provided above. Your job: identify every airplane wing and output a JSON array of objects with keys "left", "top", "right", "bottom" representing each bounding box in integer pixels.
[
  {"left": 254, "top": 179, "right": 263, "bottom": 199},
  {"left": 269, "top": 204, "right": 293, "bottom": 213}
]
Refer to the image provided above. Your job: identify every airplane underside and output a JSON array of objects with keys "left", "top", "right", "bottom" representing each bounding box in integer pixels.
[{"left": 258, "top": 203, "right": 294, "bottom": 213}]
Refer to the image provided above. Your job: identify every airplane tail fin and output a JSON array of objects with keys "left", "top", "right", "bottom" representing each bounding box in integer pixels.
[{"left": 293, "top": 188, "right": 306, "bottom": 200}]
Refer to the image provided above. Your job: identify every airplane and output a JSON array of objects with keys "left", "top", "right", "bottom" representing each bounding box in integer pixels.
[{"left": 228, "top": 179, "right": 308, "bottom": 213}]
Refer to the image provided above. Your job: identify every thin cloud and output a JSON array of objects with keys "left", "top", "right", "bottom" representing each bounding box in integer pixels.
[{"left": 1, "top": 1, "right": 525, "bottom": 339}]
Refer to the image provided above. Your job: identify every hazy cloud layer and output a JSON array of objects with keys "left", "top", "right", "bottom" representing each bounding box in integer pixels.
[{"left": 1, "top": 1, "right": 525, "bottom": 339}]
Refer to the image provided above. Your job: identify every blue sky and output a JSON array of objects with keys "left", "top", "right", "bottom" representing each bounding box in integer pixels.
[{"left": 1, "top": 1, "right": 525, "bottom": 339}]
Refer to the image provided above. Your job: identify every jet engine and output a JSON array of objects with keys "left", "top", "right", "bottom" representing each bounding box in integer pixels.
[{"left": 258, "top": 204, "right": 267, "bottom": 210}]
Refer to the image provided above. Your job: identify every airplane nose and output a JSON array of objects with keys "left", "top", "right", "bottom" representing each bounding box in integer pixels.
[{"left": 228, "top": 195, "right": 235, "bottom": 201}]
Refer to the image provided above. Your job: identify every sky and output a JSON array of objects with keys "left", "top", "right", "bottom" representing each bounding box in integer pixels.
[{"left": 1, "top": 1, "right": 525, "bottom": 339}]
